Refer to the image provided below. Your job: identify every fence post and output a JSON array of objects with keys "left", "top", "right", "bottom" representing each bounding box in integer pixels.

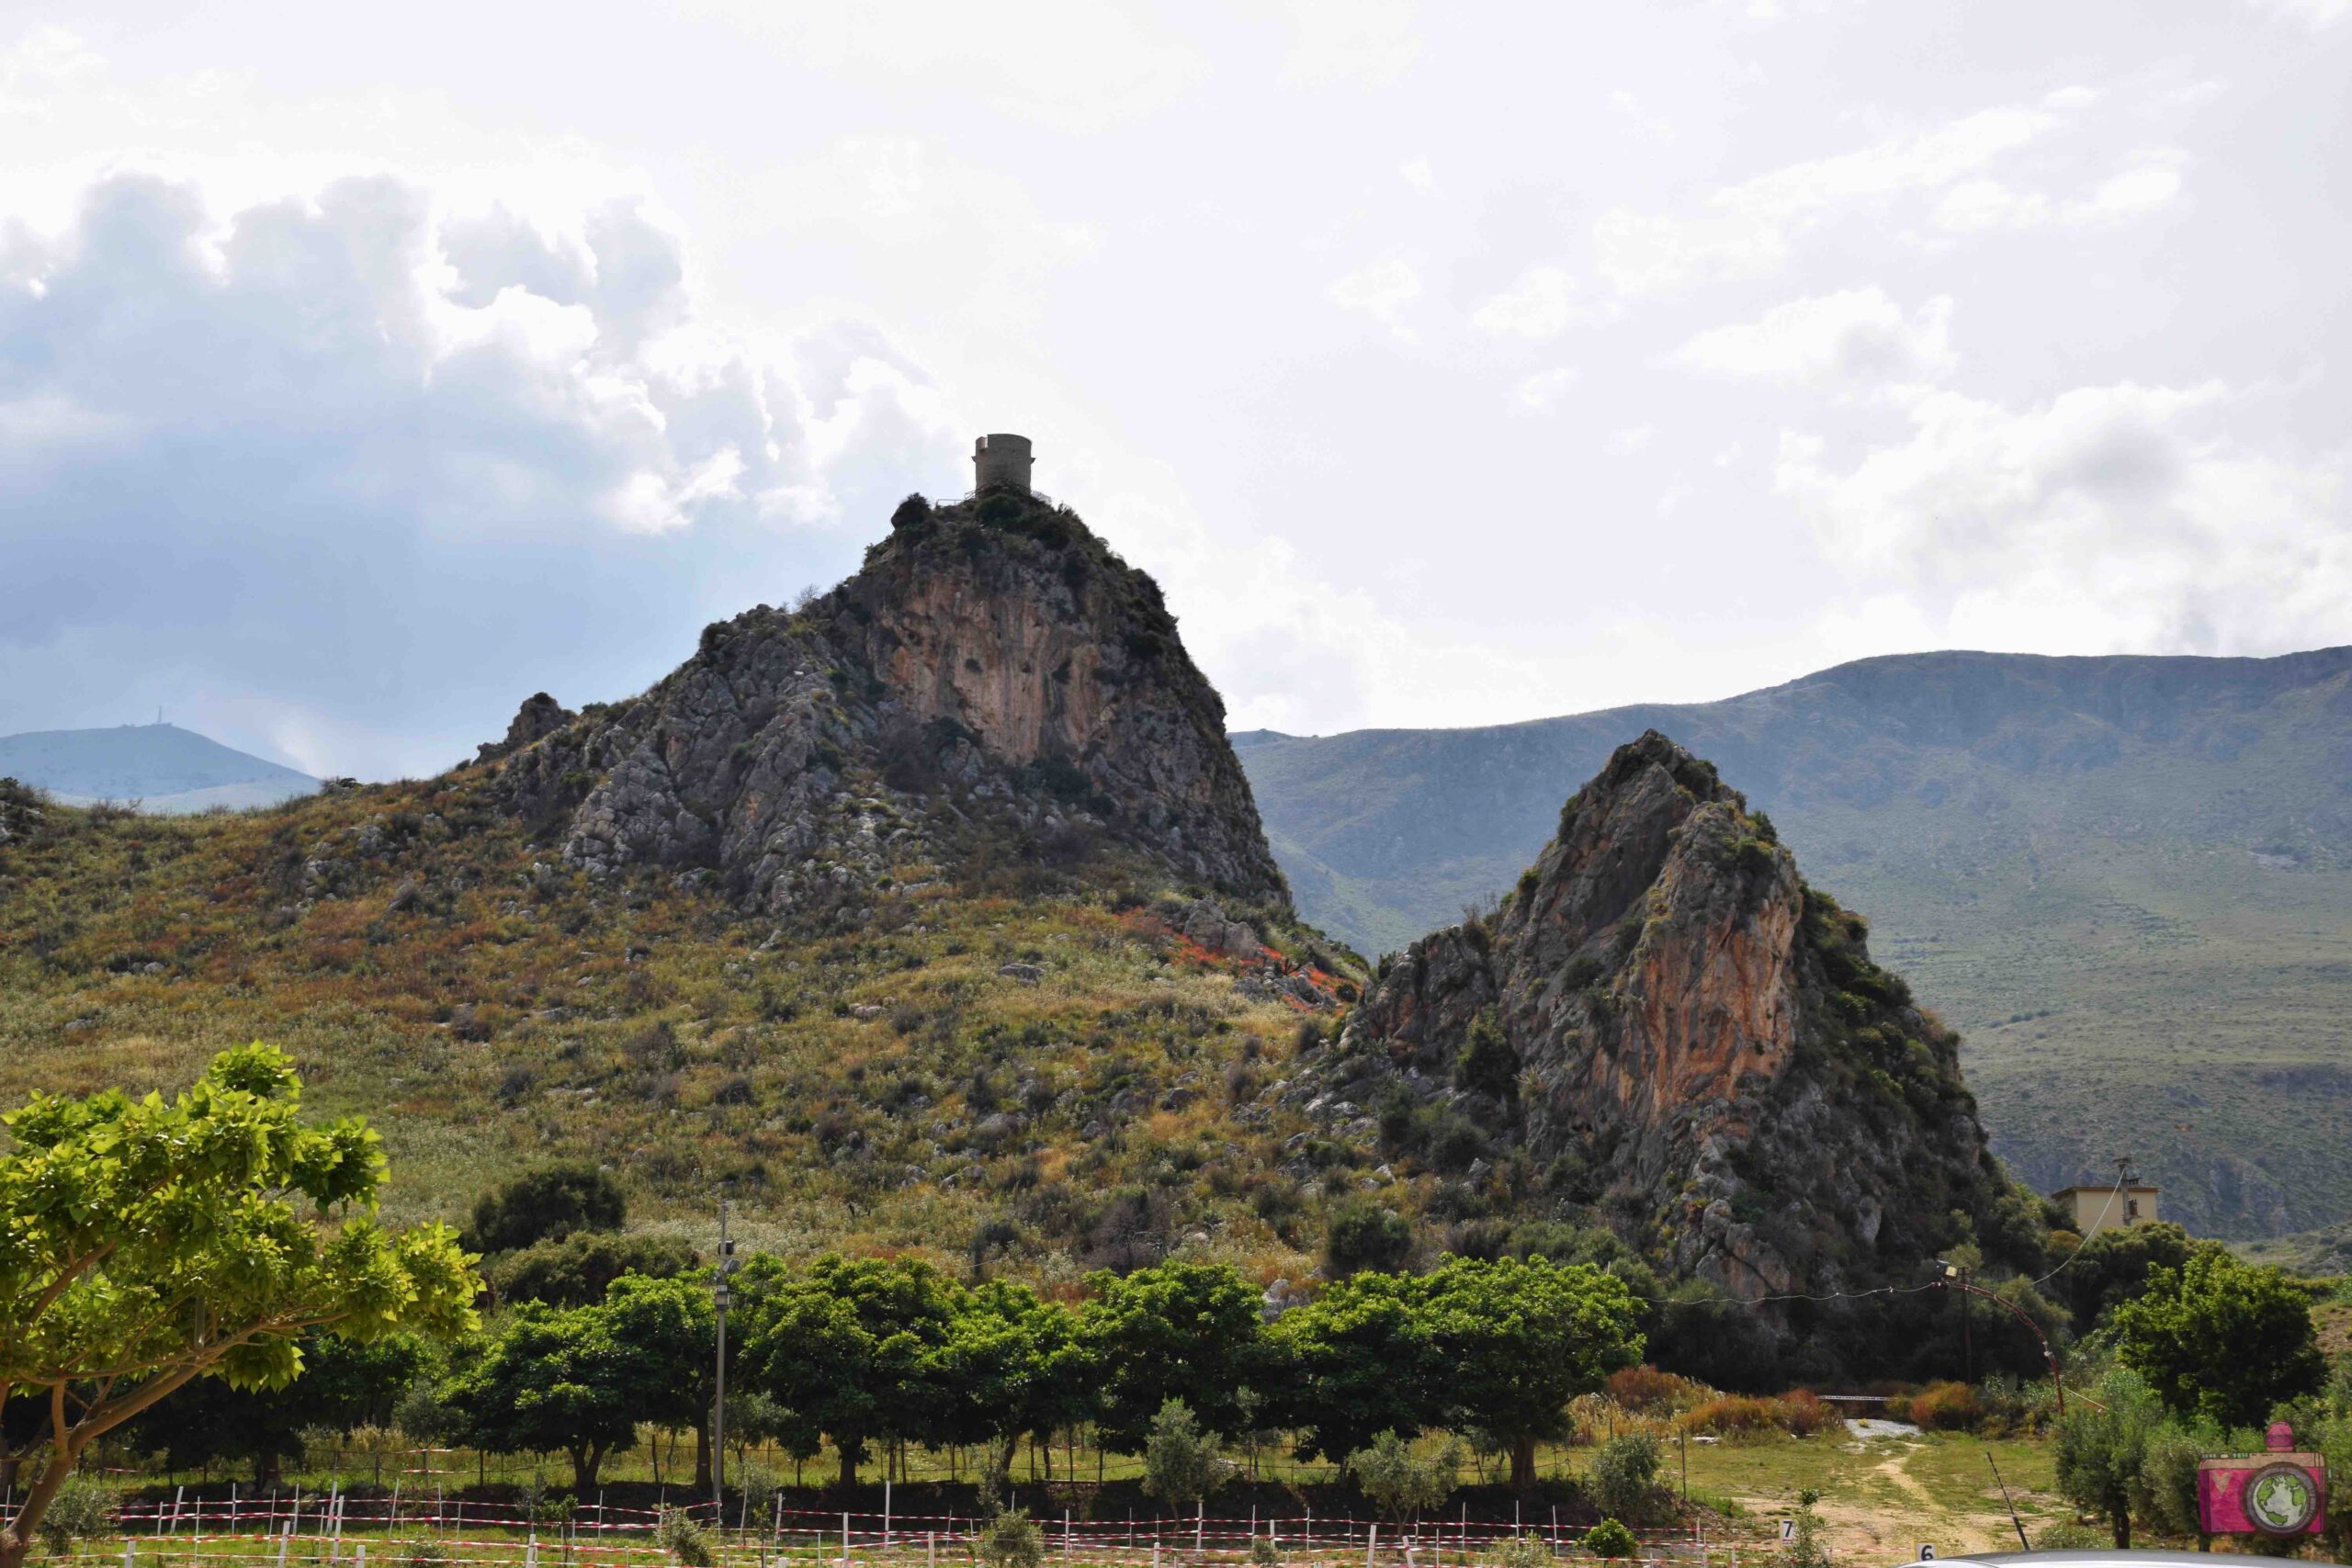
[
  {"left": 1367, "top": 1523, "right": 1376, "bottom": 1568},
  {"left": 1195, "top": 1504, "right": 1202, "bottom": 1557},
  {"left": 930, "top": 1531, "right": 937, "bottom": 1568},
  {"left": 842, "top": 1510, "right": 851, "bottom": 1568},
  {"left": 124, "top": 1540, "right": 136, "bottom": 1568}
]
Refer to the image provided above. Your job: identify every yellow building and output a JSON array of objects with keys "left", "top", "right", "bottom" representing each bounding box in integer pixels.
[{"left": 2051, "top": 1182, "right": 2159, "bottom": 1232}]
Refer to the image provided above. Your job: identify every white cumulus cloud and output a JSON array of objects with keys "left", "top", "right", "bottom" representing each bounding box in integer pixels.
[
  {"left": 1326, "top": 256, "right": 1423, "bottom": 333},
  {"left": 1470, "top": 265, "right": 1581, "bottom": 340},
  {"left": 1777, "top": 379, "right": 2352, "bottom": 654},
  {"left": 1674, "top": 288, "right": 1956, "bottom": 385}
]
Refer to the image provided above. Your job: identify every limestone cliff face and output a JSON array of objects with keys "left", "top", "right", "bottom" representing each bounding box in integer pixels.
[
  {"left": 1344, "top": 731, "right": 2018, "bottom": 1300},
  {"left": 494, "top": 491, "right": 1288, "bottom": 920}
]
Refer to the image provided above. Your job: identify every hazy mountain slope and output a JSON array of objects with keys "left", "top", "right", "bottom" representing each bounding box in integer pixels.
[
  {"left": 1236, "top": 648, "right": 2352, "bottom": 1239},
  {"left": 0, "top": 723, "right": 319, "bottom": 812}
]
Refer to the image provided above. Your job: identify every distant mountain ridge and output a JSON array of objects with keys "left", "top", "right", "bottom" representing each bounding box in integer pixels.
[
  {"left": 1236, "top": 647, "right": 2352, "bottom": 1239},
  {"left": 0, "top": 723, "right": 318, "bottom": 813}
]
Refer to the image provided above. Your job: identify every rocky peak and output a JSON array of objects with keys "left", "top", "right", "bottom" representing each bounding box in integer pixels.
[
  {"left": 492, "top": 490, "right": 1288, "bottom": 921},
  {"left": 1340, "top": 729, "right": 2025, "bottom": 1302},
  {"left": 476, "top": 693, "right": 577, "bottom": 763}
]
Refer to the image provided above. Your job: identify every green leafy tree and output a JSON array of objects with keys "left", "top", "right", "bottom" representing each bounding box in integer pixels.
[
  {"left": 1078, "top": 1261, "right": 1263, "bottom": 1450},
  {"left": 602, "top": 1272, "right": 719, "bottom": 1490},
  {"left": 0, "top": 1044, "right": 477, "bottom": 1568},
  {"left": 1140, "top": 1398, "right": 1229, "bottom": 1509},
  {"left": 445, "top": 1295, "right": 670, "bottom": 1491},
  {"left": 2061, "top": 1223, "right": 2192, "bottom": 1325},
  {"left": 1416, "top": 1256, "right": 1643, "bottom": 1492},
  {"left": 1344, "top": 1429, "right": 1461, "bottom": 1522},
  {"left": 939, "top": 1278, "right": 1093, "bottom": 1485},
  {"left": 464, "top": 1162, "right": 626, "bottom": 1255},
  {"left": 1267, "top": 1271, "right": 1438, "bottom": 1461},
  {"left": 1323, "top": 1201, "right": 1413, "bottom": 1279},
  {"left": 738, "top": 1254, "right": 962, "bottom": 1487},
  {"left": 489, "top": 1231, "right": 697, "bottom": 1307},
  {"left": 2053, "top": 1368, "right": 2165, "bottom": 1548},
  {"left": 2113, "top": 1249, "right": 2324, "bottom": 1426}
]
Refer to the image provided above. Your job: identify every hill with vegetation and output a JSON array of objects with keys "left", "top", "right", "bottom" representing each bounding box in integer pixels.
[
  {"left": 0, "top": 722, "right": 319, "bottom": 812},
  {"left": 1234, "top": 649, "right": 2352, "bottom": 1240},
  {"left": 0, "top": 490, "right": 2060, "bottom": 1383}
]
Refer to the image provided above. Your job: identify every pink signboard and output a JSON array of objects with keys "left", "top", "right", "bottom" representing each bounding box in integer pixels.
[{"left": 2197, "top": 1423, "right": 2326, "bottom": 1538}]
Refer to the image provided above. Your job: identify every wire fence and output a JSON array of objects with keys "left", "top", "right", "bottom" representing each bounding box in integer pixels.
[{"left": 6, "top": 1497, "right": 1758, "bottom": 1568}]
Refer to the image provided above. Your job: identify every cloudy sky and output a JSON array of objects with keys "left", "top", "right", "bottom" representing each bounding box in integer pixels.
[{"left": 2, "top": 3, "right": 2346, "bottom": 778}]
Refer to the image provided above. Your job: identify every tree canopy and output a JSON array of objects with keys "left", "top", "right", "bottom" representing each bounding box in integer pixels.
[
  {"left": 1415, "top": 1255, "right": 1644, "bottom": 1491},
  {"left": 2113, "top": 1248, "right": 2324, "bottom": 1427},
  {"left": 0, "top": 1044, "right": 477, "bottom": 1568},
  {"left": 464, "top": 1161, "right": 628, "bottom": 1255},
  {"left": 1079, "top": 1261, "right": 1264, "bottom": 1450}
]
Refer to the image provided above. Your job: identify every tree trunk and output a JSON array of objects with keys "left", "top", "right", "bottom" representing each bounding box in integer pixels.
[
  {"left": 838, "top": 1438, "right": 861, "bottom": 1492},
  {"left": 694, "top": 1419, "right": 712, "bottom": 1493},
  {"left": 573, "top": 1443, "right": 605, "bottom": 1495},
  {"left": 3, "top": 1429, "right": 90, "bottom": 1568},
  {"left": 1510, "top": 1435, "right": 1537, "bottom": 1495},
  {"left": 2111, "top": 1511, "right": 2131, "bottom": 1550}
]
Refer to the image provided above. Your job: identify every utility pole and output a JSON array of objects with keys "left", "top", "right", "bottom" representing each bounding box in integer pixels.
[{"left": 714, "top": 1199, "right": 740, "bottom": 1515}]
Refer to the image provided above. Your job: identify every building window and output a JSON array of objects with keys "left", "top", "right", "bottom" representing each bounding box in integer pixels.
[{"left": 2126, "top": 1198, "right": 2140, "bottom": 1221}]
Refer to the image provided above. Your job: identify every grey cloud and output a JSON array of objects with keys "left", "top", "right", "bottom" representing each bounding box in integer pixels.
[{"left": 0, "top": 171, "right": 964, "bottom": 775}]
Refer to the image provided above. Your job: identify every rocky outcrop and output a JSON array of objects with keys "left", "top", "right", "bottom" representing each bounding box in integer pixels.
[
  {"left": 493, "top": 491, "right": 1288, "bottom": 920},
  {"left": 476, "top": 693, "right": 577, "bottom": 763},
  {"left": 1339, "top": 731, "right": 2028, "bottom": 1300}
]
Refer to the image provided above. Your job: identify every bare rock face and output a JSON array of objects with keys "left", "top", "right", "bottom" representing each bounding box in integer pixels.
[
  {"left": 495, "top": 491, "right": 1288, "bottom": 920},
  {"left": 1344, "top": 730, "right": 2022, "bottom": 1300}
]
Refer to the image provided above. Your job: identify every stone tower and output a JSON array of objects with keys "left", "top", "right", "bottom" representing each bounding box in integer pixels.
[{"left": 973, "top": 433, "right": 1034, "bottom": 493}]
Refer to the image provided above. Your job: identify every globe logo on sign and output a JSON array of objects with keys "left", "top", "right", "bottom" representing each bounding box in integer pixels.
[{"left": 2245, "top": 1462, "right": 2320, "bottom": 1534}]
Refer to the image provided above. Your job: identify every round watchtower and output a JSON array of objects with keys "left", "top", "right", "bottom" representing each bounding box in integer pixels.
[{"left": 973, "top": 433, "right": 1034, "bottom": 493}]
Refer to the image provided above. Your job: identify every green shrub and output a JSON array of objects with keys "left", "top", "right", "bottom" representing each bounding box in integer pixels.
[
  {"left": 655, "top": 1506, "right": 716, "bottom": 1568},
  {"left": 401, "top": 1541, "right": 450, "bottom": 1568},
  {"left": 1141, "top": 1398, "right": 1229, "bottom": 1508},
  {"left": 1347, "top": 1429, "right": 1463, "bottom": 1522},
  {"left": 2030, "top": 1520, "right": 2108, "bottom": 1548},
  {"left": 1326, "top": 1199, "right": 1412, "bottom": 1277},
  {"left": 1249, "top": 1534, "right": 1281, "bottom": 1567},
  {"left": 35, "top": 1472, "right": 115, "bottom": 1556},
  {"left": 1586, "top": 1432, "right": 1662, "bottom": 1524},
  {"left": 1581, "top": 1520, "right": 1635, "bottom": 1560},
  {"left": 978, "top": 1510, "right": 1045, "bottom": 1568}
]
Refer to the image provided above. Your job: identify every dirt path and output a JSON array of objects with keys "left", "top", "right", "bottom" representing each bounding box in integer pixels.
[{"left": 1785, "top": 1443, "right": 2032, "bottom": 1559}]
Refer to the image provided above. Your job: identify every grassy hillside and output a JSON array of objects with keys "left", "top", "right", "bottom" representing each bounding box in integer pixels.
[
  {"left": 0, "top": 774, "right": 1379, "bottom": 1277},
  {"left": 0, "top": 722, "right": 319, "bottom": 811},
  {"left": 1236, "top": 648, "right": 2352, "bottom": 1239}
]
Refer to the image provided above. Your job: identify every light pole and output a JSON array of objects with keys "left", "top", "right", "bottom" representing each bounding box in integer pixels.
[
  {"left": 1934, "top": 1261, "right": 2064, "bottom": 1418},
  {"left": 714, "top": 1200, "right": 740, "bottom": 1515}
]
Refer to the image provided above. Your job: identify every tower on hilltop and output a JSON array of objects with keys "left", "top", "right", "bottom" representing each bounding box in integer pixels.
[{"left": 973, "top": 433, "right": 1034, "bottom": 493}]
